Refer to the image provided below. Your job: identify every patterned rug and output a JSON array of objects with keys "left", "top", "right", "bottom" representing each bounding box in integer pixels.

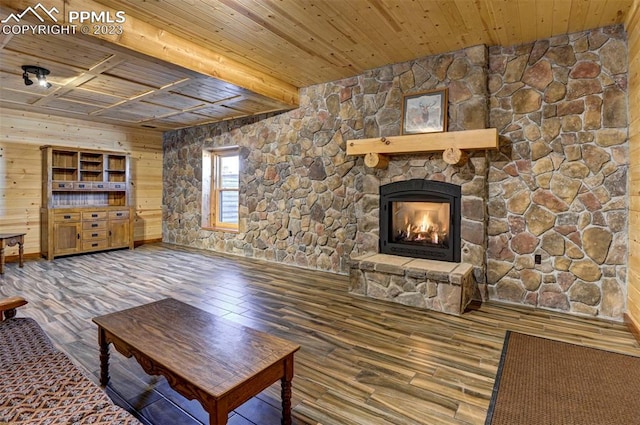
[
  {"left": 485, "top": 331, "right": 640, "bottom": 425},
  {"left": 0, "top": 318, "right": 142, "bottom": 425}
]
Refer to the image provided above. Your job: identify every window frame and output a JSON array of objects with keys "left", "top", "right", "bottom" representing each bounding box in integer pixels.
[{"left": 202, "top": 147, "right": 239, "bottom": 232}]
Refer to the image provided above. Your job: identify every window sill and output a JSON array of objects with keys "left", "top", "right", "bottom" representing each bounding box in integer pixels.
[{"left": 202, "top": 226, "right": 239, "bottom": 233}]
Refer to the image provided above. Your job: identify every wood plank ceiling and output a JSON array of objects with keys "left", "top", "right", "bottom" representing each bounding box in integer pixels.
[{"left": 0, "top": 0, "right": 635, "bottom": 131}]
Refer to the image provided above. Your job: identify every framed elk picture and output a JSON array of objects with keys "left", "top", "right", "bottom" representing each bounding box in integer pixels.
[{"left": 401, "top": 88, "right": 448, "bottom": 135}]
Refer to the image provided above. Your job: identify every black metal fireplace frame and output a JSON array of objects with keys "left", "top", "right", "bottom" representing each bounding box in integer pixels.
[{"left": 379, "top": 179, "right": 461, "bottom": 262}]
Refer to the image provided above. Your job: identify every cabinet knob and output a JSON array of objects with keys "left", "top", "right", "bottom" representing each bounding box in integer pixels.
[
  {"left": 77, "top": 234, "right": 80, "bottom": 239},
  {"left": 64, "top": 215, "right": 71, "bottom": 219},
  {"left": 92, "top": 214, "right": 98, "bottom": 217},
  {"left": 91, "top": 223, "right": 98, "bottom": 228}
]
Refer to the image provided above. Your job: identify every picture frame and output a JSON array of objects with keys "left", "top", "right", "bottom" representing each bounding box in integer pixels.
[{"left": 401, "top": 88, "right": 448, "bottom": 135}]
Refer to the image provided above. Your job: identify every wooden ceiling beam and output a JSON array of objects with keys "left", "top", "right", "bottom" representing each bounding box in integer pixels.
[
  {"left": 3, "top": 0, "right": 299, "bottom": 108},
  {"left": 74, "top": 0, "right": 298, "bottom": 107}
]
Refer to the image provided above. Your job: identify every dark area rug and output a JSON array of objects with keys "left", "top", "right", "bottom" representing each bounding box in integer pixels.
[{"left": 485, "top": 331, "right": 640, "bottom": 425}]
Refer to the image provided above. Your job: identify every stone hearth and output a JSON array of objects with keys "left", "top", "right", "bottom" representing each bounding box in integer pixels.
[{"left": 349, "top": 253, "right": 475, "bottom": 315}]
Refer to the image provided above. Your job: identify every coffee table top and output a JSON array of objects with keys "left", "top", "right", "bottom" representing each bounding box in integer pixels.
[{"left": 92, "top": 298, "right": 300, "bottom": 397}]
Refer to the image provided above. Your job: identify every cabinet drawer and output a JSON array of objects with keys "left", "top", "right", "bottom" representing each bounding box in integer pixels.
[
  {"left": 110, "top": 182, "right": 127, "bottom": 190},
  {"left": 82, "top": 239, "right": 108, "bottom": 251},
  {"left": 75, "top": 182, "right": 91, "bottom": 190},
  {"left": 92, "top": 182, "right": 109, "bottom": 190},
  {"left": 54, "top": 212, "right": 81, "bottom": 222},
  {"left": 82, "top": 211, "right": 107, "bottom": 220},
  {"left": 83, "top": 229, "right": 107, "bottom": 240},
  {"left": 82, "top": 220, "right": 107, "bottom": 230},
  {"left": 109, "top": 210, "right": 130, "bottom": 220},
  {"left": 53, "top": 181, "right": 74, "bottom": 190}
]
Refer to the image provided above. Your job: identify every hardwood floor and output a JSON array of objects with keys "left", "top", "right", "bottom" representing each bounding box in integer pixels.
[{"left": 1, "top": 243, "right": 639, "bottom": 425}]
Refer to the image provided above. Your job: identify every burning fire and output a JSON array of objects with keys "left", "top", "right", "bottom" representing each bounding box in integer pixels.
[
  {"left": 394, "top": 202, "right": 449, "bottom": 246},
  {"left": 405, "top": 213, "right": 444, "bottom": 244}
]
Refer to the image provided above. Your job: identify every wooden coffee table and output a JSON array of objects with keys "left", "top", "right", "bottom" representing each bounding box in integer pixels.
[{"left": 92, "top": 298, "right": 300, "bottom": 425}]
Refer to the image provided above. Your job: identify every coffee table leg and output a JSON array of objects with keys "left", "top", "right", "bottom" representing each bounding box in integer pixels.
[
  {"left": 281, "top": 355, "right": 294, "bottom": 425},
  {"left": 98, "top": 327, "right": 110, "bottom": 386},
  {"left": 211, "top": 405, "right": 228, "bottom": 425}
]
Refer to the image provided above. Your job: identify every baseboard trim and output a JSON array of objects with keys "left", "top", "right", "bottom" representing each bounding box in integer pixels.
[
  {"left": 624, "top": 313, "right": 640, "bottom": 344},
  {"left": 134, "top": 238, "right": 162, "bottom": 247},
  {"left": 5, "top": 240, "right": 162, "bottom": 264},
  {"left": 3, "top": 253, "right": 41, "bottom": 264}
]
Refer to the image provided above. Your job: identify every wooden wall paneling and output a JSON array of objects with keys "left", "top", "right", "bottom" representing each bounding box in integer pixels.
[
  {"left": 567, "top": 0, "right": 591, "bottom": 34},
  {"left": 0, "top": 108, "right": 163, "bottom": 258},
  {"left": 551, "top": 0, "right": 572, "bottom": 35},
  {"left": 630, "top": 235, "right": 640, "bottom": 266},
  {"left": 627, "top": 0, "right": 640, "bottom": 338},
  {"left": 500, "top": 0, "right": 524, "bottom": 44},
  {"left": 534, "top": 0, "right": 555, "bottom": 39},
  {"left": 133, "top": 210, "right": 163, "bottom": 242},
  {"left": 516, "top": 0, "right": 538, "bottom": 43},
  {"left": 631, "top": 134, "right": 640, "bottom": 157},
  {"left": 626, "top": 0, "right": 640, "bottom": 28},
  {"left": 583, "top": 1, "right": 608, "bottom": 31},
  {"left": 631, "top": 195, "right": 640, "bottom": 217},
  {"left": 0, "top": 141, "right": 41, "bottom": 256},
  {"left": 3, "top": 117, "right": 149, "bottom": 149},
  {"left": 487, "top": 1, "right": 511, "bottom": 44}
]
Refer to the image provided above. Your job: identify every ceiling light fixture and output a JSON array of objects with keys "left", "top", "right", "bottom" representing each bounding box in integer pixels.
[{"left": 21, "top": 65, "right": 52, "bottom": 88}]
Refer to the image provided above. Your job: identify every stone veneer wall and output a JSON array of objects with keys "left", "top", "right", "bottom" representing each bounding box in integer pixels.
[
  {"left": 163, "top": 45, "right": 490, "bottom": 281},
  {"left": 163, "top": 25, "right": 629, "bottom": 320},
  {"left": 487, "top": 25, "right": 628, "bottom": 319}
]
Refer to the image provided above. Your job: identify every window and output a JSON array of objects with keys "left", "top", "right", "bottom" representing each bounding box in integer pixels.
[{"left": 202, "top": 148, "right": 239, "bottom": 231}]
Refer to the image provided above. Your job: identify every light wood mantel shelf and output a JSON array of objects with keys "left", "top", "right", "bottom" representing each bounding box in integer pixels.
[{"left": 347, "top": 128, "right": 498, "bottom": 168}]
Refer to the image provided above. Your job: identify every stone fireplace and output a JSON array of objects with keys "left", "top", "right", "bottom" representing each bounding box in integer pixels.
[
  {"left": 350, "top": 168, "right": 481, "bottom": 316},
  {"left": 379, "top": 179, "right": 461, "bottom": 262},
  {"left": 344, "top": 44, "right": 490, "bottom": 315}
]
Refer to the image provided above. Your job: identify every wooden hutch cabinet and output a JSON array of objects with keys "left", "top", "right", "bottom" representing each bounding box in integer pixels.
[{"left": 40, "top": 146, "right": 134, "bottom": 260}]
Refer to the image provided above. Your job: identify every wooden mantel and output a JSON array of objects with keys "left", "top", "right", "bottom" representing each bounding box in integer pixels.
[{"left": 347, "top": 128, "right": 498, "bottom": 168}]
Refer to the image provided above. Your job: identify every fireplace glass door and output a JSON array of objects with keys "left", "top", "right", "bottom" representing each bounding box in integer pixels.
[
  {"left": 379, "top": 179, "right": 461, "bottom": 262},
  {"left": 391, "top": 201, "right": 450, "bottom": 249}
]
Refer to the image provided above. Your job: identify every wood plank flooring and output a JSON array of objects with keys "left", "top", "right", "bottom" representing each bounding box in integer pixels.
[{"left": 1, "top": 243, "right": 639, "bottom": 425}]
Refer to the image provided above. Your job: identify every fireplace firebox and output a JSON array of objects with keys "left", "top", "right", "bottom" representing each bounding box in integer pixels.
[{"left": 379, "top": 179, "right": 461, "bottom": 262}]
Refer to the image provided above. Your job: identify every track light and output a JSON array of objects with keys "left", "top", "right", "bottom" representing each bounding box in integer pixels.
[
  {"left": 22, "top": 71, "right": 33, "bottom": 86},
  {"left": 21, "top": 65, "right": 51, "bottom": 89}
]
